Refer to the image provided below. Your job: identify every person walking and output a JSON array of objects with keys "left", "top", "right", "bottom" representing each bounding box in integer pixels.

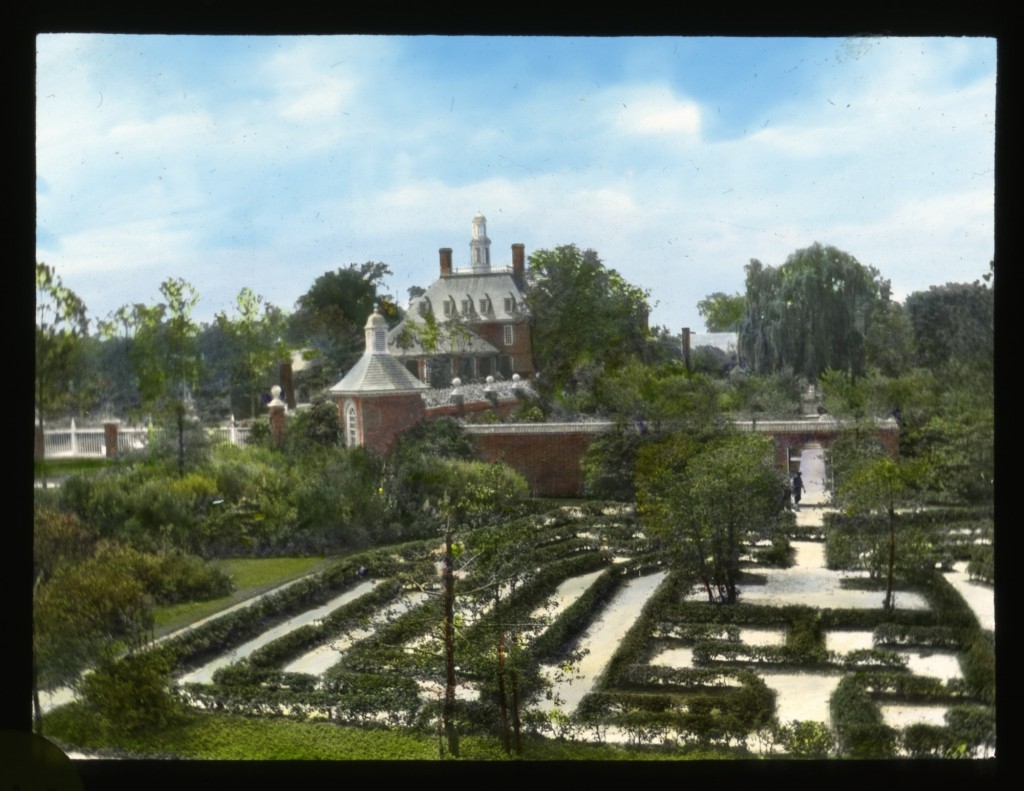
[{"left": 792, "top": 471, "right": 806, "bottom": 510}]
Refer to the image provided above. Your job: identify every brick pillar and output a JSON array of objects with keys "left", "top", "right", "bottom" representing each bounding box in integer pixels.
[
  {"left": 104, "top": 422, "right": 119, "bottom": 459},
  {"left": 268, "top": 385, "right": 287, "bottom": 447}
]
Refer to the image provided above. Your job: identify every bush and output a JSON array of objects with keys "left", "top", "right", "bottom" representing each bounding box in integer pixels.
[
  {"left": 830, "top": 675, "right": 896, "bottom": 758},
  {"left": 79, "top": 651, "right": 183, "bottom": 735},
  {"left": 776, "top": 719, "right": 836, "bottom": 758}
]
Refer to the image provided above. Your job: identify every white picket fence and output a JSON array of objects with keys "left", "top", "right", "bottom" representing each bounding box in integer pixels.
[{"left": 39, "top": 419, "right": 253, "bottom": 459}]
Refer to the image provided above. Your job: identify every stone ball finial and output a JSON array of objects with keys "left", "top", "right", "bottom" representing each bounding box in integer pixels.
[
  {"left": 271, "top": 385, "right": 282, "bottom": 399},
  {"left": 485, "top": 376, "right": 495, "bottom": 385},
  {"left": 512, "top": 373, "right": 521, "bottom": 382},
  {"left": 452, "top": 377, "right": 462, "bottom": 388}
]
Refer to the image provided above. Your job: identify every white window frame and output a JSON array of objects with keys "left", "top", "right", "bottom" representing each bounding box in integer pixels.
[
  {"left": 346, "top": 402, "right": 359, "bottom": 447},
  {"left": 503, "top": 325, "right": 514, "bottom": 346}
]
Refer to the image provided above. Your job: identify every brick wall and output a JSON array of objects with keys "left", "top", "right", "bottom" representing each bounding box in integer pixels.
[{"left": 467, "top": 429, "right": 599, "bottom": 497}]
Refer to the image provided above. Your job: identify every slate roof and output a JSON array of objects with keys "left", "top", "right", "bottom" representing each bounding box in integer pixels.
[
  {"left": 330, "top": 309, "right": 429, "bottom": 395},
  {"left": 387, "top": 326, "right": 500, "bottom": 358},
  {"left": 411, "top": 271, "right": 528, "bottom": 321},
  {"left": 330, "top": 352, "right": 428, "bottom": 395}
]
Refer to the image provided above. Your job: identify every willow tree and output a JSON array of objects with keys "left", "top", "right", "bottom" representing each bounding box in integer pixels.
[{"left": 739, "top": 244, "right": 889, "bottom": 379}]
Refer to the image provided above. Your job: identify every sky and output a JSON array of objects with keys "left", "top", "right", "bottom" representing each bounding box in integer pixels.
[{"left": 35, "top": 34, "right": 996, "bottom": 334}]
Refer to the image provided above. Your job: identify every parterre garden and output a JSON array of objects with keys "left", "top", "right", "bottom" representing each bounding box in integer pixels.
[{"left": 47, "top": 500, "right": 994, "bottom": 759}]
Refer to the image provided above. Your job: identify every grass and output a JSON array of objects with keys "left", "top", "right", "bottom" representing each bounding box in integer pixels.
[
  {"left": 152, "top": 555, "right": 338, "bottom": 634},
  {"left": 35, "top": 456, "right": 117, "bottom": 477},
  {"left": 44, "top": 704, "right": 732, "bottom": 761}
]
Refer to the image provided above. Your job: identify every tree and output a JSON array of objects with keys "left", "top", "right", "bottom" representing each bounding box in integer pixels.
[
  {"left": 290, "top": 262, "right": 396, "bottom": 378},
  {"left": 582, "top": 359, "right": 722, "bottom": 499},
  {"left": 739, "top": 244, "right": 890, "bottom": 379},
  {"left": 213, "top": 288, "right": 288, "bottom": 418},
  {"left": 525, "top": 245, "right": 651, "bottom": 409},
  {"left": 109, "top": 280, "right": 203, "bottom": 475},
  {"left": 410, "top": 458, "right": 528, "bottom": 757},
  {"left": 638, "top": 433, "right": 789, "bottom": 604},
  {"left": 904, "top": 281, "right": 993, "bottom": 373},
  {"left": 836, "top": 453, "right": 922, "bottom": 610},
  {"left": 33, "top": 542, "right": 153, "bottom": 732},
  {"left": 863, "top": 300, "right": 914, "bottom": 378},
  {"left": 697, "top": 291, "right": 745, "bottom": 332},
  {"left": 35, "top": 263, "right": 89, "bottom": 482}
]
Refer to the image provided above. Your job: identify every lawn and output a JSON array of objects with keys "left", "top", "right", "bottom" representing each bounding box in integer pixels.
[{"left": 153, "top": 555, "right": 338, "bottom": 634}]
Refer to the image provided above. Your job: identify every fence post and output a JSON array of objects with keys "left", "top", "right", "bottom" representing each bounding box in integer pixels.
[
  {"left": 268, "top": 386, "right": 286, "bottom": 447},
  {"left": 104, "top": 421, "right": 119, "bottom": 459}
]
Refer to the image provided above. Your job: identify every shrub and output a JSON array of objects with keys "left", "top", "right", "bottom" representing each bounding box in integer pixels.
[
  {"left": 79, "top": 651, "right": 183, "bottom": 735},
  {"left": 776, "top": 719, "right": 836, "bottom": 758}
]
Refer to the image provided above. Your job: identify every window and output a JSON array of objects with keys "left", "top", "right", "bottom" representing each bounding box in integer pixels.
[
  {"left": 461, "top": 299, "right": 471, "bottom": 315},
  {"left": 346, "top": 404, "right": 358, "bottom": 447},
  {"left": 444, "top": 300, "right": 453, "bottom": 317},
  {"left": 503, "top": 325, "right": 514, "bottom": 346},
  {"left": 479, "top": 298, "right": 490, "bottom": 314},
  {"left": 373, "top": 329, "right": 386, "bottom": 353},
  {"left": 504, "top": 297, "right": 515, "bottom": 313}
]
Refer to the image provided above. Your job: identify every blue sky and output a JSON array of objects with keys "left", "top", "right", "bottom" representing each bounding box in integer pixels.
[{"left": 36, "top": 35, "right": 996, "bottom": 333}]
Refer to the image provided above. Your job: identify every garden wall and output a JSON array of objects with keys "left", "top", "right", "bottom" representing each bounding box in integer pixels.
[{"left": 463, "top": 423, "right": 607, "bottom": 497}]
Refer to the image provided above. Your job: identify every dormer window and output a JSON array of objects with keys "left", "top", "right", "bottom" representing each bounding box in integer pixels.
[
  {"left": 461, "top": 299, "right": 471, "bottom": 315},
  {"left": 504, "top": 297, "right": 515, "bottom": 313},
  {"left": 444, "top": 299, "right": 454, "bottom": 317},
  {"left": 479, "top": 298, "right": 491, "bottom": 314}
]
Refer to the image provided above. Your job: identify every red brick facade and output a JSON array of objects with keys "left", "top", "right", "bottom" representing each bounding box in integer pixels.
[
  {"left": 338, "top": 393, "right": 426, "bottom": 456},
  {"left": 467, "top": 429, "right": 598, "bottom": 497}
]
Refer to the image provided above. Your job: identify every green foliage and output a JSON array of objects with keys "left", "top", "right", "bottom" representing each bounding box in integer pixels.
[
  {"left": 289, "top": 262, "right": 396, "bottom": 377},
  {"left": 582, "top": 425, "right": 647, "bottom": 501},
  {"left": 717, "top": 369, "right": 801, "bottom": 418},
  {"left": 598, "top": 358, "right": 721, "bottom": 428},
  {"left": 291, "top": 446, "right": 393, "bottom": 551},
  {"left": 863, "top": 301, "right": 915, "bottom": 377},
  {"left": 34, "top": 543, "right": 154, "bottom": 691},
  {"left": 284, "top": 393, "right": 343, "bottom": 452},
  {"left": 638, "top": 433, "right": 789, "bottom": 604},
  {"left": 34, "top": 507, "right": 94, "bottom": 584},
  {"left": 785, "top": 611, "right": 825, "bottom": 658},
  {"left": 209, "top": 288, "right": 289, "bottom": 419},
  {"left": 525, "top": 244, "right": 651, "bottom": 409},
  {"left": 967, "top": 545, "right": 993, "bottom": 584},
  {"left": 35, "top": 262, "right": 90, "bottom": 427},
  {"left": 739, "top": 243, "right": 890, "bottom": 378},
  {"left": 79, "top": 651, "right": 183, "bottom": 735},
  {"left": 905, "top": 281, "right": 994, "bottom": 373},
  {"left": 775, "top": 719, "right": 836, "bottom": 758},
  {"left": 387, "top": 418, "right": 480, "bottom": 522},
  {"left": 830, "top": 675, "right": 896, "bottom": 758},
  {"left": 697, "top": 291, "right": 745, "bottom": 332}
]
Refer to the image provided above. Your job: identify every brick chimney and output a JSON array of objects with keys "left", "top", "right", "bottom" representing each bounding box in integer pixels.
[
  {"left": 439, "top": 247, "right": 453, "bottom": 277},
  {"left": 511, "top": 243, "right": 525, "bottom": 281}
]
